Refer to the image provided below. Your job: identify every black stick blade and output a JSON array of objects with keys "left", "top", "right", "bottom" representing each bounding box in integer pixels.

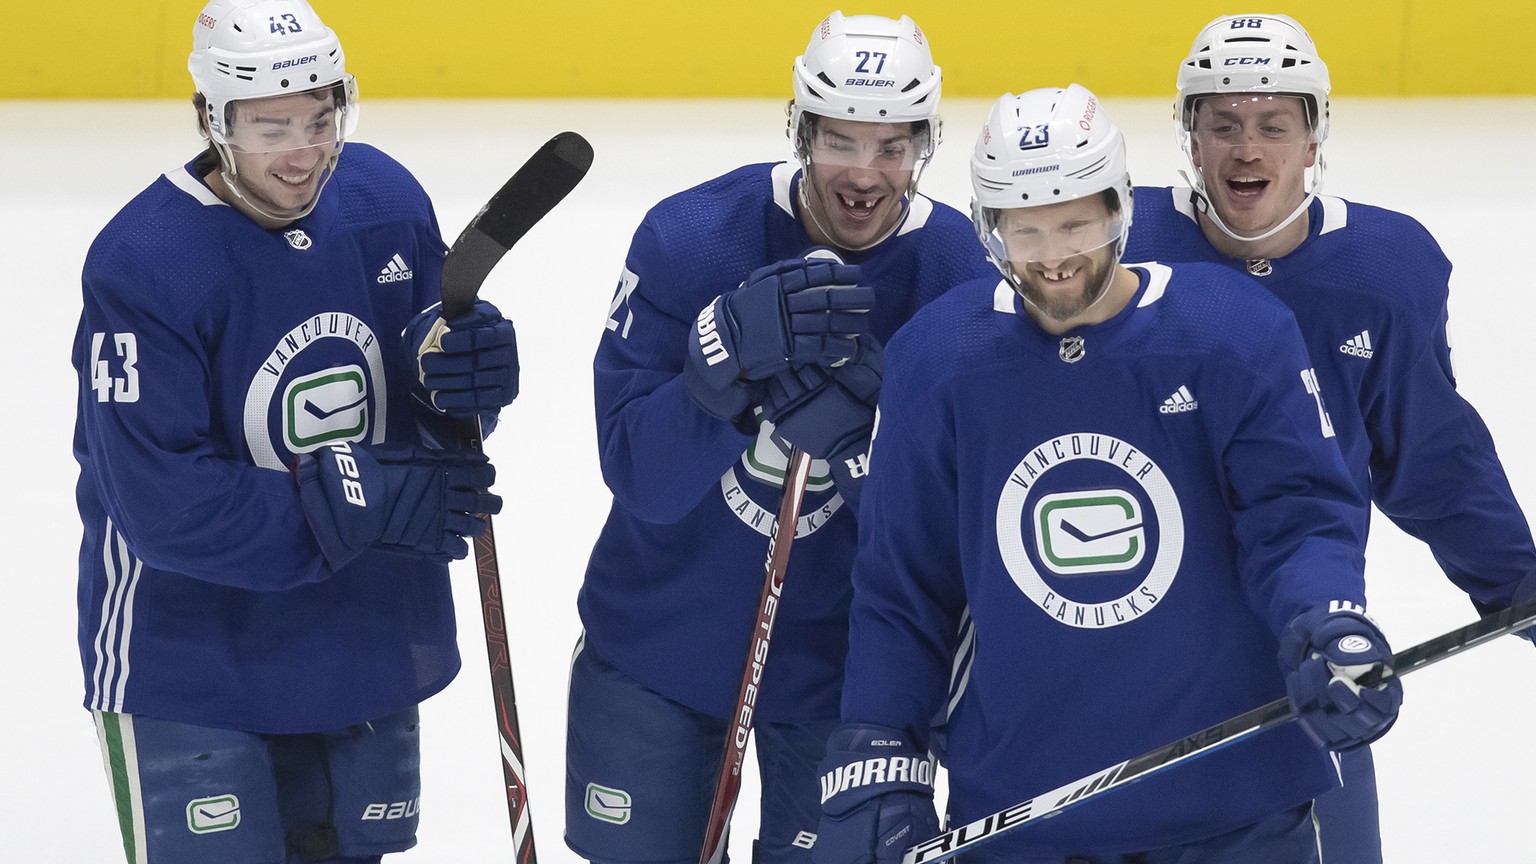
[{"left": 440, "top": 131, "right": 594, "bottom": 319}]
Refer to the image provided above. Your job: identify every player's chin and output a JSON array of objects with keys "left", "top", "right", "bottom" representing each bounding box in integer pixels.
[
  {"left": 831, "top": 208, "right": 898, "bottom": 248},
  {"left": 262, "top": 187, "right": 318, "bottom": 216}
]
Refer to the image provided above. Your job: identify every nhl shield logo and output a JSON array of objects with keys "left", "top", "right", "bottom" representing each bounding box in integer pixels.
[
  {"left": 1245, "top": 258, "right": 1273, "bottom": 277},
  {"left": 284, "top": 229, "right": 313, "bottom": 251},
  {"left": 1059, "top": 336, "right": 1085, "bottom": 364}
]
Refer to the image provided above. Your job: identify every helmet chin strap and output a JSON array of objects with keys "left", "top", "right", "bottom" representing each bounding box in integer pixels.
[
  {"left": 214, "top": 140, "right": 341, "bottom": 225},
  {"left": 1181, "top": 158, "right": 1323, "bottom": 246},
  {"left": 796, "top": 155, "right": 930, "bottom": 253}
]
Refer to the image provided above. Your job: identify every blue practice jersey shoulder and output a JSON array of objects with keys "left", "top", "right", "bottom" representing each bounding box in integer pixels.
[
  {"left": 631, "top": 162, "right": 985, "bottom": 327},
  {"left": 1127, "top": 187, "right": 1449, "bottom": 346},
  {"left": 624, "top": 164, "right": 789, "bottom": 321},
  {"left": 888, "top": 261, "right": 1301, "bottom": 410},
  {"left": 86, "top": 143, "right": 439, "bottom": 329}
]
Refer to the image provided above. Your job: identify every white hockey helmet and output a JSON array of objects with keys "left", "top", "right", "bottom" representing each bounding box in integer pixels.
[
  {"left": 188, "top": 0, "right": 357, "bottom": 222},
  {"left": 1176, "top": 13, "right": 1330, "bottom": 141},
  {"left": 1175, "top": 14, "right": 1329, "bottom": 243},
  {"left": 190, "top": 0, "right": 358, "bottom": 148},
  {"left": 788, "top": 12, "right": 942, "bottom": 171},
  {"left": 971, "top": 85, "right": 1132, "bottom": 276}
]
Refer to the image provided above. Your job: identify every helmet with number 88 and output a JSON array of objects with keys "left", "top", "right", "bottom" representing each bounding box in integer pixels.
[
  {"left": 1175, "top": 13, "right": 1329, "bottom": 242},
  {"left": 788, "top": 12, "right": 942, "bottom": 183},
  {"left": 970, "top": 84, "right": 1132, "bottom": 282},
  {"left": 1176, "top": 13, "right": 1329, "bottom": 142}
]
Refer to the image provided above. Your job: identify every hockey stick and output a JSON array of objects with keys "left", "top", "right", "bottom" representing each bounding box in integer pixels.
[
  {"left": 901, "top": 597, "right": 1536, "bottom": 864},
  {"left": 439, "top": 131, "right": 593, "bottom": 864},
  {"left": 699, "top": 446, "right": 815, "bottom": 864}
]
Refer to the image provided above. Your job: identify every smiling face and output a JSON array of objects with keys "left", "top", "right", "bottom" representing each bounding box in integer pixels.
[
  {"left": 798, "top": 116, "right": 924, "bottom": 252},
  {"left": 208, "top": 88, "right": 341, "bottom": 228},
  {"left": 1189, "top": 94, "right": 1318, "bottom": 253},
  {"left": 995, "top": 193, "right": 1129, "bottom": 330}
]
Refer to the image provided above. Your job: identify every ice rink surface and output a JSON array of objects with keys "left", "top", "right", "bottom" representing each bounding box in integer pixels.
[{"left": 3, "top": 96, "right": 1533, "bottom": 861}]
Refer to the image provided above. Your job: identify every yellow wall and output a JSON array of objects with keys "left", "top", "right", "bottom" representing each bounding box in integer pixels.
[{"left": 6, "top": 1, "right": 1531, "bottom": 99}]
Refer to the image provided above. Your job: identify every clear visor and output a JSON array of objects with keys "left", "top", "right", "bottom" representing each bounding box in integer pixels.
[
  {"left": 222, "top": 84, "right": 353, "bottom": 155},
  {"left": 984, "top": 206, "right": 1126, "bottom": 264},
  {"left": 803, "top": 122, "right": 933, "bottom": 172},
  {"left": 1189, "top": 94, "right": 1318, "bottom": 150}
]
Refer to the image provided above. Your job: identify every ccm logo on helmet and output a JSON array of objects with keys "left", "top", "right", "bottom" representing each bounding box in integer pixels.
[
  {"left": 273, "top": 55, "right": 317, "bottom": 71},
  {"left": 1224, "top": 57, "right": 1272, "bottom": 66}
]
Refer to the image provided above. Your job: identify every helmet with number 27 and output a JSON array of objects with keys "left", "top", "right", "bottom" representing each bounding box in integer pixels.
[{"left": 787, "top": 11, "right": 943, "bottom": 252}]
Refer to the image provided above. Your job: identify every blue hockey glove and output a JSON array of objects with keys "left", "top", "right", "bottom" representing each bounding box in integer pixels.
[
  {"left": 1279, "top": 604, "right": 1403, "bottom": 752},
  {"left": 404, "top": 300, "right": 519, "bottom": 417},
  {"left": 295, "top": 441, "right": 502, "bottom": 569},
  {"left": 685, "top": 256, "right": 871, "bottom": 422},
  {"left": 764, "top": 337, "right": 880, "bottom": 478},
  {"left": 814, "top": 725, "right": 938, "bottom": 864}
]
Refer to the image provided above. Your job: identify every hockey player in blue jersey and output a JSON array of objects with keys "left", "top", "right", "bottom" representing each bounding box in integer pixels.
[
  {"left": 73, "top": 2, "right": 518, "bottom": 862},
  {"left": 813, "top": 86, "right": 1404, "bottom": 864},
  {"left": 566, "top": 11, "right": 992, "bottom": 864},
  {"left": 1122, "top": 14, "right": 1536, "bottom": 863}
]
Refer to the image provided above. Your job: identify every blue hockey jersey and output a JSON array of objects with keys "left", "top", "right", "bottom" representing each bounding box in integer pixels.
[
  {"left": 844, "top": 265, "right": 1370, "bottom": 854},
  {"left": 74, "top": 145, "right": 458, "bottom": 733},
  {"left": 580, "top": 162, "right": 994, "bottom": 722},
  {"left": 1125, "top": 188, "right": 1536, "bottom": 611}
]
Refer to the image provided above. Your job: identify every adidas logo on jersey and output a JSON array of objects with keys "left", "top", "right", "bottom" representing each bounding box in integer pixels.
[
  {"left": 376, "top": 253, "right": 414, "bottom": 284},
  {"left": 1339, "top": 330, "right": 1375, "bottom": 359},
  {"left": 1158, "top": 385, "right": 1199, "bottom": 414}
]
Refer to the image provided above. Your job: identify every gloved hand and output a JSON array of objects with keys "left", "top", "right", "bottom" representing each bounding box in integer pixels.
[
  {"left": 684, "top": 255, "right": 872, "bottom": 423},
  {"left": 295, "top": 441, "right": 501, "bottom": 569},
  {"left": 403, "top": 300, "right": 519, "bottom": 417},
  {"left": 814, "top": 725, "right": 938, "bottom": 864},
  {"left": 1279, "top": 603, "right": 1403, "bottom": 751},
  {"left": 763, "top": 338, "right": 881, "bottom": 494}
]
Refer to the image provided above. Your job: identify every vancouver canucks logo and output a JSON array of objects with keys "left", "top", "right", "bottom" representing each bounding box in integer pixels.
[
  {"left": 995, "top": 432, "right": 1184, "bottom": 629},
  {"left": 243, "top": 312, "right": 389, "bottom": 470},
  {"left": 720, "top": 419, "right": 844, "bottom": 538}
]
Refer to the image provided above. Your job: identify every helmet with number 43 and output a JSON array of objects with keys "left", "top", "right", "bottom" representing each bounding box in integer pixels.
[{"left": 188, "top": 0, "right": 358, "bottom": 221}]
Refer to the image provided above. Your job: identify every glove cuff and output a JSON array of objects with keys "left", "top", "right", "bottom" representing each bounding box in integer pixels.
[
  {"left": 818, "top": 725, "right": 935, "bottom": 817},
  {"left": 1279, "top": 602, "right": 1382, "bottom": 663},
  {"left": 294, "top": 451, "right": 367, "bottom": 571},
  {"left": 685, "top": 297, "right": 760, "bottom": 424}
]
